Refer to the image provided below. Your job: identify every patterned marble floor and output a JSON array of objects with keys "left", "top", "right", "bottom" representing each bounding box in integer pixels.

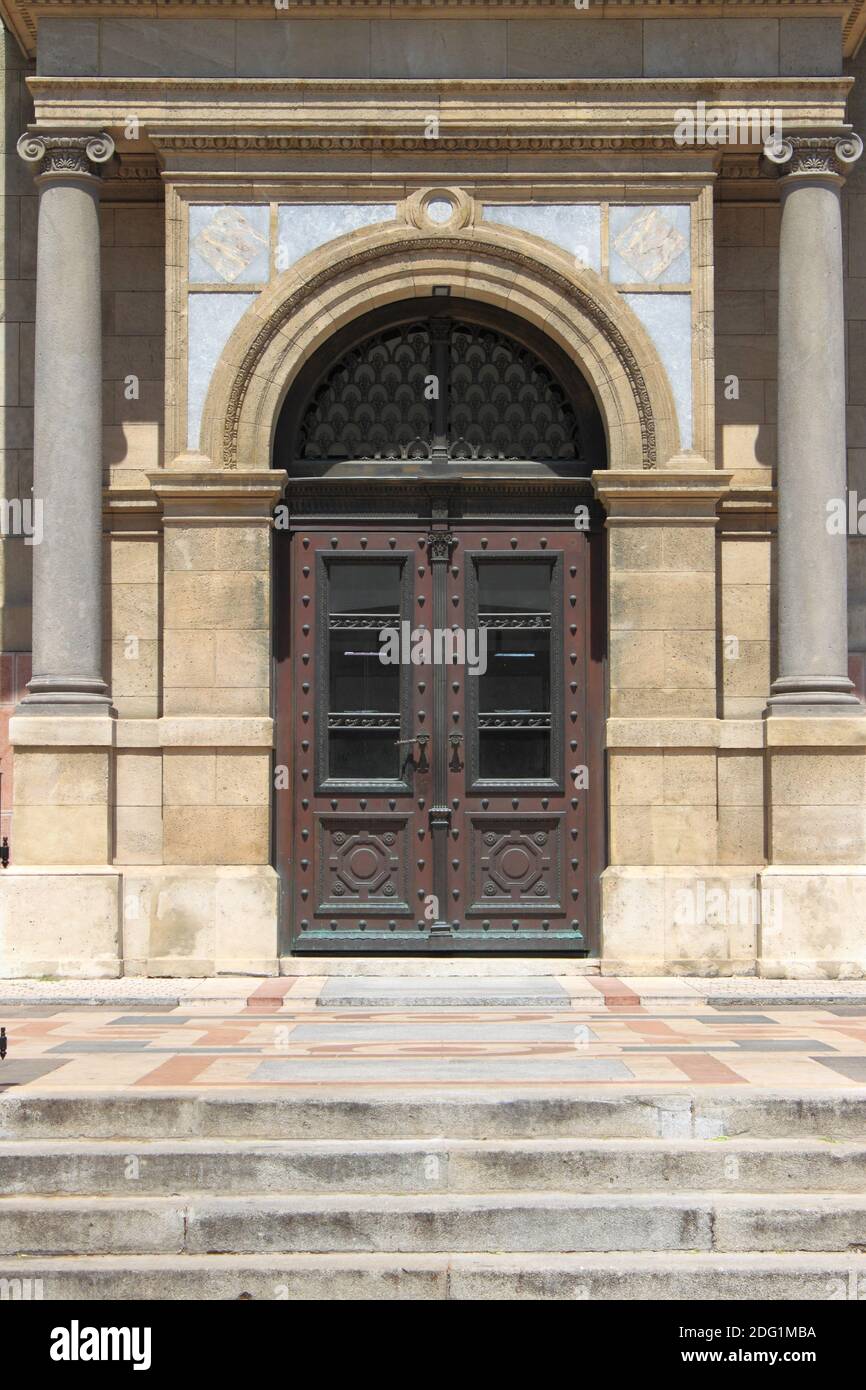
[{"left": 3, "top": 977, "right": 866, "bottom": 1091}]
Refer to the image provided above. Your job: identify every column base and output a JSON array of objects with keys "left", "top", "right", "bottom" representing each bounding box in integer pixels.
[
  {"left": 764, "top": 674, "right": 864, "bottom": 717},
  {"left": 16, "top": 674, "right": 113, "bottom": 717}
]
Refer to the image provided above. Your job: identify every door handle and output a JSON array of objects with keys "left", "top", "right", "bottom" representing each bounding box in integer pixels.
[
  {"left": 449, "top": 730, "right": 464, "bottom": 769},
  {"left": 395, "top": 730, "right": 429, "bottom": 772},
  {"left": 394, "top": 732, "right": 430, "bottom": 748}
]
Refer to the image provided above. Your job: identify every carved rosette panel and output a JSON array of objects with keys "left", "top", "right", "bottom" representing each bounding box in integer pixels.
[
  {"left": 316, "top": 817, "right": 411, "bottom": 914},
  {"left": 467, "top": 816, "right": 563, "bottom": 914}
]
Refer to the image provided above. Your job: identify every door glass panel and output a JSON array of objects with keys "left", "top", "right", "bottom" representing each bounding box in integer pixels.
[
  {"left": 478, "top": 562, "right": 553, "bottom": 614},
  {"left": 477, "top": 560, "right": 552, "bottom": 780},
  {"left": 327, "top": 561, "right": 402, "bottom": 780}
]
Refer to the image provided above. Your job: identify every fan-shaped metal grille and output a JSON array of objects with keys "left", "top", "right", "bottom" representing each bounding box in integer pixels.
[
  {"left": 448, "top": 322, "right": 579, "bottom": 461},
  {"left": 297, "top": 319, "right": 582, "bottom": 463},
  {"left": 298, "top": 322, "right": 432, "bottom": 462}
]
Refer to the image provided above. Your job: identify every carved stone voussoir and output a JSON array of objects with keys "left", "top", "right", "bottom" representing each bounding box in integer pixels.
[
  {"left": 764, "top": 133, "right": 864, "bottom": 179},
  {"left": 16, "top": 132, "right": 116, "bottom": 181}
]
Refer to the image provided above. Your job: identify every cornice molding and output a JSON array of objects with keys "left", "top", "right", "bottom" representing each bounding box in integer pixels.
[
  {"left": 147, "top": 468, "right": 289, "bottom": 517},
  {"left": 26, "top": 76, "right": 852, "bottom": 157},
  {"left": 155, "top": 133, "right": 707, "bottom": 152},
  {"left": 27, "top": 73, "right": 854, "bottom": 96},
  {"left": 2, "top": 0, "right": 864, "bottom": 60}
]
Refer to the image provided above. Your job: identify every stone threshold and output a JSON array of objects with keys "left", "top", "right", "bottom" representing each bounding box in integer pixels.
[{"left": 2, "top": 971, "right": 866, "bottom": 1009}]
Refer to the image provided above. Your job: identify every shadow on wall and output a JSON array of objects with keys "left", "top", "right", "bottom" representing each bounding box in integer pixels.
[
  {"left": 713, "top": 202, "right": 779, "bottom": 482},
  {"left": 100, "top": 197, "right": 165, "bottom": 721}
]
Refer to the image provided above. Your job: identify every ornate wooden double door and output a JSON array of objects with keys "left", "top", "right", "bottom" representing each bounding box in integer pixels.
[{"left": 280, "top": 512, "right": 603, "bottom": 953}]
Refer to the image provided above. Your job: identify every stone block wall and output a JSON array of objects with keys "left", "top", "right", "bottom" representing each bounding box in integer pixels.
[
  {"left": 162, "top": 522, "right": 270, "bottom": 717},
  {"left": 845, "top": 39, "right": 866, "bottom": 672},
  {"left": 34, "top": 15, "right": 844, "bottom": 81},
  {"left": 609, "top": 525, "right": 716, "bottom": 718}
]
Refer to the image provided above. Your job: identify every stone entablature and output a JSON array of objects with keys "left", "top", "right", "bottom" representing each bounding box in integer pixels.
[{"left": 25, "top": 76, "right": 853, "bottom": 140}]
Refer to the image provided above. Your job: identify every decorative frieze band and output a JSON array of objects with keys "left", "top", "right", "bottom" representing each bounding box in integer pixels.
[
  {"left": 16, "top": 132, "right": 115, "bottom": 180},
  {"left": 764, "top": 133, "right": 863, "bottom": 179}
]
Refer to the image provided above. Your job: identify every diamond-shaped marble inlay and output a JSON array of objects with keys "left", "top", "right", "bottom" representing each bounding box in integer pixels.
[
  {"left": 191, "top": 207, "right": 269, "bottom": 283},
  {"left": 612, "top": 208, "right": 688, "bottom": 283}
]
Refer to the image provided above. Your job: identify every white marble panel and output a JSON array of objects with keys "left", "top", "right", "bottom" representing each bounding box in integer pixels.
[
  {"left": 276, "top": 204, "right": 396, "bottom": 272},
  {"left": 189, "top": 205, "right": 270, "bottom": 285},
  {"left": 187, "top": 293, "right": 256, "bottom": 448},
  {"left": 622, "top": 292, "right": 693, "bottom": 450},
  {"left": 609, "top": 205, "right": 691, "bottom": 285},
  {"left": 482, "top": 204, "right": 601, "bottom": 272}
]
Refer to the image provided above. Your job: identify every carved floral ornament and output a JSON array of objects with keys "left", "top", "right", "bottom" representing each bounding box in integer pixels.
[
  {"left": 16, "top": 132, "right": 116, "bottom": 179},
  {"left": 763, "top": 133, "right": 864, "bottom": 179}
]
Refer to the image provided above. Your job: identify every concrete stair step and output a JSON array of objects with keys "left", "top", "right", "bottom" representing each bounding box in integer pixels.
[
  {"left": 3, "top": 1192, "right": 866, "bottom": 1256},
  {"left": 3, "top": 1089, "right": 865, "bottom": 1140},
  {"left": 3, "top": 1137, "right": 866, "bottom": 1196},
  {"left": 6, "top": 1251, "right": 866, "bottom": 1300}
]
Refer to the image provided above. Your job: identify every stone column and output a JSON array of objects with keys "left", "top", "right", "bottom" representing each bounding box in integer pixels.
[
  {"left": 16, "top": 131, "right": 115, "bottom": 714},
  {"left": 764, "top": 132, "right": 864, "bottom": 716}
]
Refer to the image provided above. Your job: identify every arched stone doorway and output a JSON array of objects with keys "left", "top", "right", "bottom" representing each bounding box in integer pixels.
[{"left": 272, "top": 298, "right": 608, "bottom": 954}]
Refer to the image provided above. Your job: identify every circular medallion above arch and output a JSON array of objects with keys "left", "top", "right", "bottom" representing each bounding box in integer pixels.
[{"left": 199, "top": 219, "right": 680, "bottom": 474}]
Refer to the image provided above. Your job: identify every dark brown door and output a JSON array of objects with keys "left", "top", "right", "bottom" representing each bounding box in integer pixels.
[{"left": 281, "top": 516, "right": 602, "bottom": 954}]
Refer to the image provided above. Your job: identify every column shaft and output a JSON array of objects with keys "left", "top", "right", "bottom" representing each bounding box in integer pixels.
[
  {"left": 765, "top": 133, "right": 864, "bottom": 715},
  {"left": 16, "top": 132, "right": 115, "bottom": 714}
]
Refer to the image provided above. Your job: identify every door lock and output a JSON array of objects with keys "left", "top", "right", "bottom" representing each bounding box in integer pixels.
[{"left": 394, "top": 732, "right": 430, "bottom": 748}]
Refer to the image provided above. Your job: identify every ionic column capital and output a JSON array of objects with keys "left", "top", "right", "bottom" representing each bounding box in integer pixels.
[
  {"left": 16, "top": 130, "right": 115, "bottom": 183},
  {"left": 764, "top": 132, "right": 863, "bottom": 182}
]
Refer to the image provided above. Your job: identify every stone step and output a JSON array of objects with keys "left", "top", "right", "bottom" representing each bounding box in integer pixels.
[
  {"left": 315, "top": 978, "right": 572, "bottom": 1008},
  {"left": 5, "top": 1251, "right": 865, "bottom": 1301},
  {"left": 3, "top": 1088, "right": 865, "bottom": 1140},
  {"left": 3, "top": 1137, "right": 866, "bottom": 1196},
  {"left": 3, "top": 1192, "right": 866, "bottom": 1256}
]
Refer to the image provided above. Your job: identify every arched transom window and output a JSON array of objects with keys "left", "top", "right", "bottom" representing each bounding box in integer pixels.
[{"left": 276, "top": 307, "right": 605, "bottom": 474}]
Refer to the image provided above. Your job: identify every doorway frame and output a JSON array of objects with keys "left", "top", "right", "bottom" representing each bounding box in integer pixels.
[{"left": 274, "top": 476, "right": 607, "bottom": 957}]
